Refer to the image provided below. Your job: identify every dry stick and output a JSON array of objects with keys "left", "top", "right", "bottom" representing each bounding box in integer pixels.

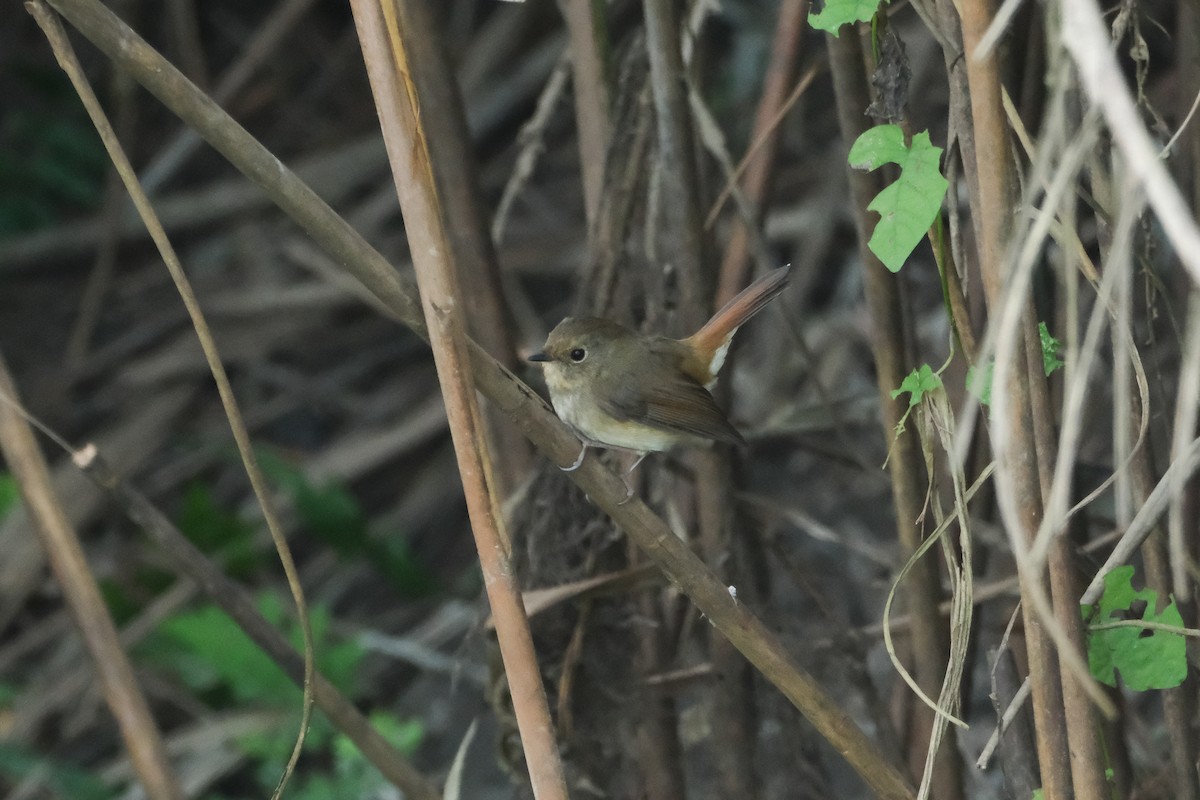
[
  {"left": 704, "top": 61, "right": 822, "bottom": 233},
  {"left": 994, "top": 102, "right": 1114, "bottom": 800},
  {"left": 955, "top": 0, "right": 1078, "bottom": 796},
  {"left": 826, "top": 28, "right": 960, "bottom": 800},
  {"left": 0, "top": 363, "right": 184, "bottom": 800},
  {"left": 347, "top": 2, "right": 568, "bottom": 797},
  {"left": 1058, "top": 0, "right": 1200, "bottom": 286},
  {"left": 1129, "top": 409, "right": 1200, "bottom": 800},
  {"left": 393, "top": 0, "right": 532, "bottom": 503},
  {"left": 493, "top": 52, "right": 571, "bottom": 246},
  {"left": 712, "top": 0, "right": 810, "bottom": 306},
  {"left": 987, "top": 437, "right": 1200, "bottom": 761},
  {"left": 679, "top": 16, "right": 761, "bottom": 797},
  {"left": 555, "top": 0, "right": 611, "bottom": 231},
  {"left": 1169, "top": 292, "right": 1200, "bottom": 602},
  {"left": 643, "top": 2, "right": 714, "bottom": 794},
  {"left": 976, "top": 675, "right": 1033, "bottom": 770},
  {"left": 643, "top": 0, "right": 707, "bottom": 325},
  {"left": 1080, "top": 435, "right": 1200, "bottom": 604},
  {"left": 42, "top": 1, "right": 914, "bottom": 793},
  {"left": 24, "top": 5, "right": 315, "bottom": 798}
]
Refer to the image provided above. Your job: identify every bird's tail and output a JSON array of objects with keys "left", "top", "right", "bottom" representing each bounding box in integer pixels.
[{"left": 683, "top": 264, "right": 791, "bottom": 382}]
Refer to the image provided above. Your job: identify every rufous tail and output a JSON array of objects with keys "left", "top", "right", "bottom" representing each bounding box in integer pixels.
[{"left": 682, "top": 264, "right": 791, "bottom": 383}]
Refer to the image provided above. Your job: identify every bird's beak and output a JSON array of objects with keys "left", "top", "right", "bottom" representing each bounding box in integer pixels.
[{"left": 527, "top": 352, "right": 550, "bottom": 363}]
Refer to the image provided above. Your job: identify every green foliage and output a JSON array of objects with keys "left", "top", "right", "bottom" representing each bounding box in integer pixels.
[
  {"left": 1082, "top": 566, "right": 1187, "bottom": 691},
  {"left": 891, "top": 364, "right": 942, "bottom": 408},
  {"left": 233, "top": 711, "right": 423, "bottom": 800},
  {"left": 847, "top": 126, "right": 948, "bottom": 272},
  {"left": 0, "top": 472, "right": 19, "bottom": 520},
  {"left": 139, "top": 593, "right": 363, "bottom": 706},
  {"left": 1032, "top": 790, "right": 1044, "bottom": 800},
  {"left": 0, "top": 67, "right": 107, "bottom": 238},
  {"left": 809, "top": 0, "right": 882, "bottom": 34},
  {"left": 966, "top": 322, "right": 1062, "bottom": 407},
  {"left": 1039, "top": 322, "right": 1064, "bottom": 376},
  {"left": 179, "top": 482, "right": 260, "bottom": 576},
  {"left": 0, "top": 743, "right": 114, "bottom": 800},
  {"left": 258, "top": 452, "right": 436, "bottom": 597}
]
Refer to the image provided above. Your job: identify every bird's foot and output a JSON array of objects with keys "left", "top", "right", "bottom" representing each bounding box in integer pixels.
[{"left": 560, "top": 443, "right": 588, "bottom": 472}]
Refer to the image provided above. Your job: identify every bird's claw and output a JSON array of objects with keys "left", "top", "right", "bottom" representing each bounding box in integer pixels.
[{"left": 560, "top": 443, "right": 588, "bottom": 472}]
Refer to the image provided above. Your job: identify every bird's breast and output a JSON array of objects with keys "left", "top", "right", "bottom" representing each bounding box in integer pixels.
[{"left": 546, "top": 371, "right": 677, "bottom": 453}]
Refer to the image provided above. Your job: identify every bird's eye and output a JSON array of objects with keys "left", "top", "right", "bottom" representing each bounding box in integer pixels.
[{"left": 569, "top": 348, "right": 587, "bottom": 362}]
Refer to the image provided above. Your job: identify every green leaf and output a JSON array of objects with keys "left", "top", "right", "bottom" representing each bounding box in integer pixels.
[
  {"left": 1082, "top": 566, "right": 1187, "bottom": 690},
  {"left": 809, "top": 0, "right": 882, "bottom": 34},
  {"left": 140, "top": 594, "right": 364, "bottom": 707},
  {"left": 891, "top": 364, "right": 942, "bottom": 407},
  {"left": 848, "top": 126, "right": 949, "bottom": 272},
  {"left": 1039, "top": 322, "right": 1064, "bottom": 376},
  {"left": 0, "top": 473, "right": 18, "bottom": 521},
  {"left": 966, "top": 361, "right": 994, "bottom": 406},
  {"left": 1032, "top": 790, "right": 1044, "bottom": 800},
  {"left": 179, "top": 483, "right": 258, "bottom": 576},
  {"left": 0, "top": 743, "right": 114, "bottom": 800}
]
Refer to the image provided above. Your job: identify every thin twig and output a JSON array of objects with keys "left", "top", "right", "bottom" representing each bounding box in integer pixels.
[
  {"left": 1060, "top": 0, "right": 1200, "bottom": 284},
  {"left": 26, "top": 5, "right": 315, "bottom": 797}
]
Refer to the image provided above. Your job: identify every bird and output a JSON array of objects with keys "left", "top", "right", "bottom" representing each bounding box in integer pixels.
[{"left": 528, "top": 265, "right": 790, "bottom": 486}]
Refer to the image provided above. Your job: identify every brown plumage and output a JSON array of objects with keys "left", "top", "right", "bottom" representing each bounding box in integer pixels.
[{"left": 528, "top": 266, "right": 791, "bottom": 473}]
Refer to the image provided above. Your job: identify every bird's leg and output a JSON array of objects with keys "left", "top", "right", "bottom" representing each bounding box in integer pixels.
[
  {"left": 617, "top": 452, "right": 649, "bottom": 505},
  {"left": 561, "top": 442, "right": 589, "bottom": 472},
  {"left": 624, "top": 452, "right": 649, "bottom": 476}
]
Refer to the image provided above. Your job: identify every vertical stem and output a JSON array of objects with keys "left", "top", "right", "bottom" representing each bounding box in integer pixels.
[
  {"left": 958, "top": 0, "right": 1101, "bottom": 795},
  {"left": 714, "top": 0, "right": 809, "bottom": 305},
  {"left": 643, "top": 0, "right": 707, "bottom": 326},
  {"left": 349, "top": 2, "right": 568, "bottom": 796},
  {"left": 826, "top": 28, "right": 962, "bottom": 800},
  {"left": 557, "top": 0, "right": 611, "bottom": 230},
  {"left": 393, "top": 0, "right": 532, "bottom": 499},
  {"left": 1129, "top": 414, "right": 1200, "bottom": 800},
  {"left": 642, "top": 3, "right": 759, "bottom": 794}
]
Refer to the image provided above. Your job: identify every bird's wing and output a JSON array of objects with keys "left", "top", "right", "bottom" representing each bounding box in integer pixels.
[{"left": 600, "top": 375, "right": 745, "bottom": 446}]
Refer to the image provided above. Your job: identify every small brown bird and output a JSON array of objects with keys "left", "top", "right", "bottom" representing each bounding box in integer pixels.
[{"left": 528, "top": 265, "right": 791, "bottom": 479}]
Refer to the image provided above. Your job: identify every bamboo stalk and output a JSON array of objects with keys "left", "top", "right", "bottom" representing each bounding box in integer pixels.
[{"left": 826, "top": 27, "right": 963, "bottom": 800}]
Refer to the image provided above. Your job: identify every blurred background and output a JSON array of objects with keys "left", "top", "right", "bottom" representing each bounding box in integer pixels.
[{"left": 0, "top": 0, "right": 1196, "bottom": 798}]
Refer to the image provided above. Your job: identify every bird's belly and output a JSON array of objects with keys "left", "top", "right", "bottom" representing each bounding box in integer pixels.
[{"left": 550, "top": 390, "right": 676, "bottom": 453}]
